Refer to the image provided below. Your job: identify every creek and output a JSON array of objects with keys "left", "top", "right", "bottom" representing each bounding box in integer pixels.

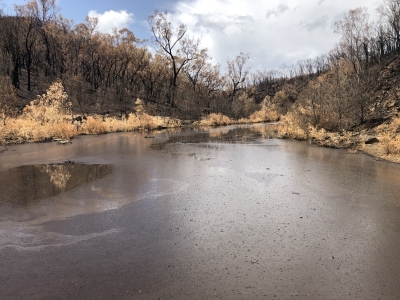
[{"left": 0, "top": 124, "right": 400, "bottom": 299}]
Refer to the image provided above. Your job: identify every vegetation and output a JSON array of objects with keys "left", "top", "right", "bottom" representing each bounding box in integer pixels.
[
  {"left": 0, "top": 1, "right": 261, "bottom": 120},
  {"left": 274, "top": 1, "right": 400, "bottom": 160},
  {"left": 0, "top": 80, "right": 185, "bottom": 143},
  {"left": 1, "top": 0, "right": 400, "bottom": 161}
]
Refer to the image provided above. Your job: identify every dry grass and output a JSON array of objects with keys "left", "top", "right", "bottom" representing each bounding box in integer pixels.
[
  {"left": 195, "top": 113, "right": 234, "bottom": 127},
  {"left": 0, "top": 82, "right": 182, "bottom": 144},
  {"left": 106, "top": 113, "right": 181, "bottom": 132},
  {"left": 0, "top": 118, "right": 77, "bottom": 143},
  {"left": 79, "top": 116, "right": 108, "bottom": 135},
  {"left": 380, "top": 133, "right": 400, "bottom": 155},
  {"left": 276, "top": 110, "right": 362, "bottom": 150},
  {"left": 195, "top": 104, "right": 280, "bottom": 128},
  {"left": 277, "top": 112, "right": 308, "bottom": 140},
  {"left": 0, "top": 81, "right": 284, "bottom": 145},
  {"left": 0, "top": 111, "right": 182, "bottom": 144},
  {"left": 245, "top": 107, "right": 280, "bottom": 123},
  {"left": 103, "top": 113, "right": 139, "bottom": 132},
  {"left": 0, "top": 82, "right": 183, "bottom": 144},
  {"left": 376, "top": 117, "right": 400, "bottom": 155},
  {"left": 245, "top": 100, "right": 280, "bottom": 123},
  {"left": 0, "top": 81, "right": 77, "bottom": 143},
  {"left": 308, "top": 126, "right": 363, "bottom": 150}
]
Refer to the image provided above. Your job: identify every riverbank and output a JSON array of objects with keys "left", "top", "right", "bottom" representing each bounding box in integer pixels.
[
  {"left": 1, "top": 79, "right": 399, "bottom": 165},
  {"left": 0, "top": 80, "right": 279, "bottom": 145},
  {"left": 2, "top": 111, "right": 400, "bottom": 165},
  {"left": 306, "top": 130, "right": 400, "bottom": 164},
  {"left": 277, "top": 113, "right": 400, "bottom": 164}
]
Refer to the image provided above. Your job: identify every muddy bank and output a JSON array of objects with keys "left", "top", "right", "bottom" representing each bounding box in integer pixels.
[{"left": 281, "top": 126, "right": 400, "bottom": 164}]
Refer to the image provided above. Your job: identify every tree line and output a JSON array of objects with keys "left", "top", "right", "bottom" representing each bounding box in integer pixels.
[
  {"left": 256, "top": 0, "right": 400, "bottom": 132},
  {"left": 0, "top": 1, "right": 254, "bottom": 120},
  {"left": 1, "top": 0, "right": 400, "bottom": 126}
]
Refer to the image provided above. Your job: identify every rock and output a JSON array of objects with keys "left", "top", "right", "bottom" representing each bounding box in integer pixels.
[
  {"left": 365, "top": 137, "right": 379, "bottom": 144},
  {"left": 144, "top": 136, "right": 155, "bottom": 139},
  {"left": 57, "top": 139, "right": 72, "bottom": 145}
]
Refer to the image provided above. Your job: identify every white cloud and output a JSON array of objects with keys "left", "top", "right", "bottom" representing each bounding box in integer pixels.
[
  {"left": 88, "top": 10, "right": 134, "bottom": 34},
  {"left": 168, "top": 0, "right": 382, "bottom": 71}
]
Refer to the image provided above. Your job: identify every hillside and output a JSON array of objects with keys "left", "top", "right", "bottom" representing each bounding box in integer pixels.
[{"left": 271, "top": 53, "right": 400, "bottom": 163}]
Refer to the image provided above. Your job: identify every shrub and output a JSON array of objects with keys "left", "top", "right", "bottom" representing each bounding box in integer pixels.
[
  {"left": 247, "top": 97, "right": 280, "bottom": 123},
  {"left": 23, "top": 80, "right": 72, "bottom": 125},
  {"left": 380, "top": 133, "right": 400, "bottom": 155},
  {"left": 79, "top": 116, "right": 107, "bottom": 135},
  {"left": 0, "top": 80, "right": 78, "bottom": 144},
  {"left": 376, "top": 117, "right": 400, "bottom": 155},
  {"left": 277, "top": 112, "right": 308, "bottom": 140},
  {"left": 52, "top": 122, "right": 78, "bottom": 140},
  {"left": 196, "top": 113, "right": 233, "bottom": 126},
  {"left": 140, "top": 113, "right": 158, "bottom": 130},
  {"left": 231, "top": 92, "right": 258, "bottom": 118}
]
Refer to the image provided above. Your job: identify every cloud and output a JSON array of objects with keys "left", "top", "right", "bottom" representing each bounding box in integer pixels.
[
  {"left": 266, "top": 4, "right": 289, "bottom": 19},
  {"left": 302, "top": 15, "right": 329, "bottom": 31},
  {"left": 88, "top": 10, "right": 134, "bottom": 34},
  {"left": 167, "top": 0, "right": 381, "bottom": 71}
]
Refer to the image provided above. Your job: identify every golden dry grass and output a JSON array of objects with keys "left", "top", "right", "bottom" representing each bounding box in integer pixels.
[
  {"left": 194, "top": 113, "right": 234, "bottom": 127},
  {"left": 245, "top": 108, "right": 279, "bottom": 123},
  {"left": 308, "top": 126, "right": 363, "bottom": 150},
  {"left": 0, "top": 81, "right": 77, "bottom": 143},
  {"left": 0, "top": 81, "right": 281, "bottom": 145},
  {"left": 195, "top": 105, "right": 280, "bottom": 128},
  {"left": 79, "top": 116, "right": 108, "bottom": 135},
  {"left": 0, "top": 81, "right": 183, "bottom": 144},
  {"left": 380, "top": 133, "right": 400, "bottom": 155},
  {"left": 376, "top": 117, "right": 400, "bottom": 155},
  {"left": 0, "top": 112, "right": 184, "bottom": 144},
  {"left": 277, "top": 112, "right": 308, "bottom": 140},
  {"left": 0, "top": 118, "right": 77, "bottom": 143}
]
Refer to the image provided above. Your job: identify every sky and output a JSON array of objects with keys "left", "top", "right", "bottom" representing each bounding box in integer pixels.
[{"left": 0, "top": 0, "right": 384, "bottom": 71}]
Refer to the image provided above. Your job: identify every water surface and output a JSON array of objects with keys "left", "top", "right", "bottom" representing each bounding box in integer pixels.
[
  {"left": 0, "top": 124, "right": 400, "bottom": 299},
  {"left": 0, "top": 163, "right": 113, "bottom": 206}
]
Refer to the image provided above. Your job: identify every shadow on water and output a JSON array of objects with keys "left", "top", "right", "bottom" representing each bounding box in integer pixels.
[
  {"left": 151, "top": 123, "right": 279, "bottom": 150},
  {"left": 0, "top": 162, "right": 113, "bottom": 207}
]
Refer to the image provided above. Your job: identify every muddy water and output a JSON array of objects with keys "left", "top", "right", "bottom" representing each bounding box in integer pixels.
[
  {"left": 1, "top": 124, "right": 400, "bottom": 299},
  {"left": 0, "top": 163, "right": 113, "bottom": 206}
]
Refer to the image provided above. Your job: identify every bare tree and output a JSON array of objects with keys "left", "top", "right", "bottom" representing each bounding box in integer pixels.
[
  {"left": 14, "top": 0, "right": 58, "bottom": 91},
  {"left": 0, "top": 15, "right": 23, "bottom": 88},
  {"left": 147, "top": 11, "right": 204, "bottom": 107},
  {"left": 335, "top": 7, "right": 372, "bottom": 77},
  {"left": 378, "top": 0, "right": 400, "bottom": 52},
  {"left": 184, "top": 48, "right": 209, "bottom": 92},
  {"left": 226, "top": 52, "right": 250, "bottom": 98}
]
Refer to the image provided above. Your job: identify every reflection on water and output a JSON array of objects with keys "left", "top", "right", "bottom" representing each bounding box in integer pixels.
[
  {"left": 151, "top": 123, "right": 279, "bottom": 150},
  {"left": 0, "top": 163, "right": 113, "bottom": 206},
  {"left": 2, "top": 124, "right": 400, "bottom": 298}
]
